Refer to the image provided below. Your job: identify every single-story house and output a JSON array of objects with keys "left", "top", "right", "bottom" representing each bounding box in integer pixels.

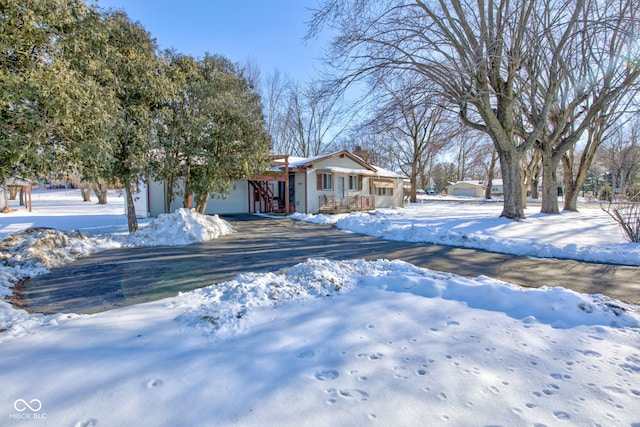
[
  {"left": 137, "top": 150, "right": 406, "bottom": 217},
  {"left": 446, "top": 179, "right": 504, "bottom": 198}
]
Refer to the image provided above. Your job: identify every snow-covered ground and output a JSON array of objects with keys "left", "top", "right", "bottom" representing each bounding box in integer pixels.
[
  {"left": 0, "top": 190, "right": 639, "bottom": 426},
  {"left": 292, "top": 199, "right": 640, "bottom": 266}
]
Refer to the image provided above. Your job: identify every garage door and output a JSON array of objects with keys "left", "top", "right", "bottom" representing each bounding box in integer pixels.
[{"left": 453, "top": 188, "right": 478, "bottom": 197}]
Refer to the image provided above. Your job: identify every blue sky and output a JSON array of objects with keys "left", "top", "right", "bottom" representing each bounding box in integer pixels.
[{"left": 95, "top": 0, "right": 326, "bottom": 82}]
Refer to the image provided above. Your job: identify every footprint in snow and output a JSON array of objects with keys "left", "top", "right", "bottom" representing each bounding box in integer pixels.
[
  {"left": 577, "top": 349, "right": 601, "bottom": 357},
  {"left": 326, "top": 387, "right": 369, "bottom": 402},
  {"left": 553, "top": 411, "right": 571, "bottom": 420},
  {"left": 74, "top": 419, "right": 98, "bottom": 427},
  {"left": 297, "top": 350, "right": 315, "bottom": 359},
  {"left": 315, "top": 370, "right": 339, "bottom": 381},
  {"left": 147, "top": 379, "right": 163, "bottom": 388}
]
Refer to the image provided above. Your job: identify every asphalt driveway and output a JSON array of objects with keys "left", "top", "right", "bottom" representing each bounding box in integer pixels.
[{"left": 13, "top": 215, "right": 640, "bottom": 314}]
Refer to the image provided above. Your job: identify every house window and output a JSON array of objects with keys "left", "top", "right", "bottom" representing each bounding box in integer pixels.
[
  {"left": 349, "top": 175, "right": 358, "bottom": 190},
  {"left": 377, "top": 187, "right": 393, "bottom": 196},
  {"left": 322, "top": 173, "right": 332, "bottom": 190}
]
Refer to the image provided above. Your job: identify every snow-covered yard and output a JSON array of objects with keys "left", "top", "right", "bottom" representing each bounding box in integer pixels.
[{"left": 0, "top": 190, "right": 638, "bottom": 426}]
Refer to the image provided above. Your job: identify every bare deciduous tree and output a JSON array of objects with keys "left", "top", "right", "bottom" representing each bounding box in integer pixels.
[
  {"left": 263, "top": 72, "right": 349, "bottom": 157},
  {"left": 263, "top": 69, "right": 294, "bottom": 154},
  {"left": 602, "top": 196, "right": 640, "bottom": 243},
  {"left": 309, "top": 0, "right": 640, "bottom": 219},
  {"left": 360, "top": 76, "right": 453, "bottom": 202},
  {"left": 522, "top": 0, "right": 640, "bottom": 214}
]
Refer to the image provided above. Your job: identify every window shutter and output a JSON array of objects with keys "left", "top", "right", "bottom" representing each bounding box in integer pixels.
[
  {"left": 358, "top": 175, "right": 363, "bottom": 191},
  {"left": 317, "top": 174, "right": 322, "bottom": 191}
]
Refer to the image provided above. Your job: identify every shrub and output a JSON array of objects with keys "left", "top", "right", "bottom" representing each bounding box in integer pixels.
[{"left": 602, "top": 195, "right": 640, "bottom": 243}]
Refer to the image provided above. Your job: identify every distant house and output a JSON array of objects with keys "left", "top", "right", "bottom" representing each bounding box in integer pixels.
[
  {"left": 446, "top": 179, "right": 503, "bottom": 198},
  {"left": 139, "top": 150, "right": 406, "bottom": 217}
]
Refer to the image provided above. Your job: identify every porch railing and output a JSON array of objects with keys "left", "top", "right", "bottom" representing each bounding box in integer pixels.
[{"left": 318, "top": 195, "right": 375, "bottom": 213}]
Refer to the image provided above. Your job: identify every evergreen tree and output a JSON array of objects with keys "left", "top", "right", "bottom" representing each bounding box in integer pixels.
[{"left": 157, "top": 53, "right": 271, "bottom": 214}]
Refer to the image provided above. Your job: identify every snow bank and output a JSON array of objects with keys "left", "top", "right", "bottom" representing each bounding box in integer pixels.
[
  {"left": 126, "top": 208, "right": 234, "bottom": 247},
  {"left": 172, "top": 259, "right": 639, "bottom": 341},
  {"left": 0, "top": 209, "right": 233, "bottom": 299},
  {"left": 292, "top": 207, "right": 640, "bottom": 266}
]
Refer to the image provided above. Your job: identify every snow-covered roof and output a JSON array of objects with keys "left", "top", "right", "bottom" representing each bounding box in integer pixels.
[
  {"left": 317, "top": 166, "right": 377, "bottom": 175},
  {"left": 272, "top": 151, "right": 405, "bottom": 179},
  {"left": 372, "top": 166, "right": 406, "bottom": 179}
]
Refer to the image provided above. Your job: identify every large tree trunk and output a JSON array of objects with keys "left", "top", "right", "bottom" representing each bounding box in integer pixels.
[
  {"left": 562, "top": 149, "right": 596, "bottom": 212},
  {"left": 409, "top": 174, "right": 418, "bottom": 203},
  {"left": 498, "top": 149, "right": 526, "bottom": 220},
  {"left": 92, "top": 181, "right": 108, "bottom": 205},
  {"left": 124, "top": 180, "right": 139, "bottom": 233},
  {"left": 184, "top": 192, "right": 193, "bottom": 209},
  {"left": 183, "top": 164, "right": 193, "bottom": 209},
  {"left": 540, "top": 144, "right": 560, "bottom": 214},
  {"left": 563, "top": 163, "right": 579, "bottom": 212},
  {"left": 80, "top": 182, "right": 92, "bottom": 202},
  {"left": 165, "top": 176, "right": 175, "bottom": 214},
  {"left": 531, "top": 168, "right": 540, "bottom": 200},
  {"left": 195, "top": 192, "right": 210, "bottom": 214}
]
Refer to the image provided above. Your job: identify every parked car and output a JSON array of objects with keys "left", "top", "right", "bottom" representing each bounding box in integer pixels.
[
  {"left": 424, "top": 188, "right": 436, "bottom": 195},
  {"left": 416, "top": 189, "right": 427, "bottom": 196}
]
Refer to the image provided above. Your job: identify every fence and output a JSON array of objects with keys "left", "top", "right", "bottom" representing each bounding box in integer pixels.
[{"left": 318, "top": 195, "right": 374, "bottom": 213}]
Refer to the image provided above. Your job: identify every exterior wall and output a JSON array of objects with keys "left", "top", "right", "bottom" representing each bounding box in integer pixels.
[
  {"left": 490, "top": 184, "right": 504, "bottom": 196},
  {"left": 315, "top": 156, "right": 365, "bottom": 170},
  {"left": 145, "top": 152, "right": 405, "bottom": 216},
  {"left": 148, "top": 179, "right": 167, "bottom": 216},
  {"left": 369, "top": 177, "right": 404, "bottom": 209},
  {"left": 308, "top": 155, "right": 377, "bottom": 214},
  {"left": 132, "top": 182, "right": 150, "bottom": 218},
  {"left": 204, "top": 181, "right": 251, "bottom": 215},
  {"left": 447, "top": 183, "right": 484, "bottom": 197},
  {"left": 373, "top": 180, "right": 404, "bottom": 209},
  {"left": 169, "top": 180, "right": 251, "bottom": 215},
  {"left": 307, "top": 169, "right": 322, "bottom": 213}
]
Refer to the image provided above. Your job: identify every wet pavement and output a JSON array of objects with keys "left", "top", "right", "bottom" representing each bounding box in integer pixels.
[{"left": 14, "top": 215, "right": 640, "bottom": 314}]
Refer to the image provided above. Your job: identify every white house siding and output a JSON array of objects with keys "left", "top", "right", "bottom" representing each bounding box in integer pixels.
[
  {"left": 371, "top": 179, "right": 404, "bottom": 209},
  {"left": 143, "top": 151, "right": 406, "bottom": 216},
  {"left": 307, "top": 170, "right": 322, "bottom": 213},
  {"left": 148, "top": 179, "right": 167, "bottom": 216},
  {"left": 308, "top": 156, "right": 376, "bottom": 213},
  {"left": 202, "top": 180, "right": 251, "bottom": 215},
  {"left": 315, "top": 155, "right": 365, "bottom": 171},
  {"left": 130, "top": 182, "right": 150, "bottom": 218},
  {"left": 166, "top": 180, "right": 251, "bottom": 215}
]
